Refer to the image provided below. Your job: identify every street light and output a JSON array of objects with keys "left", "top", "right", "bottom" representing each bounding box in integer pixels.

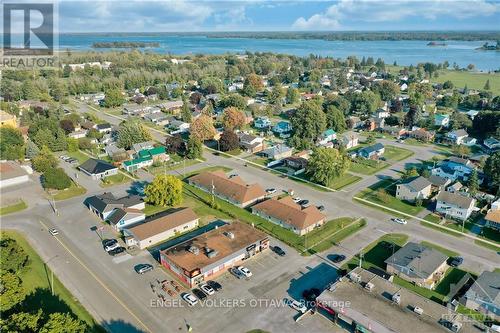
[{"left": 46, "top": 255, "right": 59, "bottom": 296}]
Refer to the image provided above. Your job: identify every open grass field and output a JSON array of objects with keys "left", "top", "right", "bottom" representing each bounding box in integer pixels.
[
  {"left": 383, "top": 145, "right": 414, "bottom": 162},
  {"left": 432, "top": 70, "right": 500, "bottom": 95},
  {"left": 0, "top": 200, "right": 28, "bottom": 216},
  {"left": 293, "top": 171, "right": 361, "bottom": 191},
  {"left": 53, "top": 182, "right": 87, "bottom": 201},
  {"left": 303, "top": 218, "right": 359, "bottom": 254},
  {"left": 2, "top": 231, "right": 103, "bottom": 331},
  {"left": 100, "top": 173, "right": 131, "bottom": 187},
  {"left": 349, "top": 159, "right": 390, "bottom": 175}
]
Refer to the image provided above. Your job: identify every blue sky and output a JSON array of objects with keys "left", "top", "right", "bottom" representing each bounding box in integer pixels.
[{"left": 57, "top": 0, "right": 500, "bottom": 32}]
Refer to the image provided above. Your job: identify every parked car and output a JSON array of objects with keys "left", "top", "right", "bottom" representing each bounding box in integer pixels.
[
  {"left": 449, "top": 257, "right": 463, "bottom": 267},
  {"left": 135, "top": 264, "right": 153, "bottom": 274},
  {"left": 236, "top": 266, "right": 252, "bottom": 277},
  {"left": 60, "top": 155, "right": 69, "bottom": 160},
  {"left": 206, "top": 280, "right": 222, "bottom": 291},
  {"left": 316, "top": 205, "right": 325, "bottom": 211},
  {"left": 200, "top": 283, "right": 215, "bottom": 296},
  {"left": 272, "top": 246, "right": 286, "bottom": 256},
  {"left": 392, "top": 218, "right": 407, "bottom": 225},
  {"left": 266, "top": 188, "right": 277, "bottom": 195},
  {"left": 181, "top": 293, "right": 198, "bottom": 306},
  {"left": 328, "top": 254, "right": 346, "bottom": 263},
  {"left": 49, "top": 228, "right": 59, "bottom": 236},
  {"left": 108, "top": 247, "right": 125, "bottom": 256},
  {"left": 288, "top": 299, "right": 307, "bottom": 314},
  {"left": 103, "top": 239, "right": 120, "bottom": 252},
  {"left": 192, "top": 288, "right": 207, "bottom": 300},
  {"left": 230, "top": 267, "right": 246, "bottom": 279},
  {"left": 292, "top": 197, "right": 302, "bottom": 203},
  {"left": 298, "top": 199, "right": 309, "bottom": 206}
]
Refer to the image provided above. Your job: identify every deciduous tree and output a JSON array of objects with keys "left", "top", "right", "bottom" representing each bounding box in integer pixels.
[
  {"left": 190, "top": 115, "right": 216, "bottom": 141},
  {"left": 305, "top": 148, "right": 350, "bottom": 186},
  {"left": 117, "top": 119, "right": 152, "bottom": 149},
  {"left": 290, "top": 100, "right": 326, "bottom": 148},
  {"left": 222, "top": 107, "right": 246, "bottom": 130},
  {"left": 144, "top": 175, "right": 183, "bottom": 207},
  {"left": 42, "top": 168, "right": 72, "bottom": 190},
  {"left": 325, "top": 105, "right": 346, "bottom": 133},
  {"left": 31, "top": 146, "right": 58, "bottom": 173},
  {"left": 219, "top": 130, "right": 239, "bottom": 152},
  {"left": 186, "top": 137, "right": 203, "bottom": 159},
  {"left": 0, "top": 127, "right": 25, "bottom": 160}
]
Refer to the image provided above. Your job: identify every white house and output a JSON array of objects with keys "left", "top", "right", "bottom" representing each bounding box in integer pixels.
[
  {"left": 447, "top": 129, "right": 469, "bottom": 145},
  {"left": 339, "top": 131, "right": 359, "bottom": 149},
  {"left": 396, "top": 176, "right": 432, "bottom": 202},
  {"left": 106, "top": 208, "right": 145, "bottom": 231},
  {"left": 436, "top": 191, "right": 476, "bottom": 221},
  {"left": 434, "top": 114, "right": 450, "bottom": 128},
  {"left": 317, "top": 129, "right": 337, "bottom": 146}
]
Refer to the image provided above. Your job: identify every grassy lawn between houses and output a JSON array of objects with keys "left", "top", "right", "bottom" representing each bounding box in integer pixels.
[
  {"left": 355, "top": 179, "right": 425, "bottom": 217},
  {"left": 2, "top": 231, "right": 104, "bottom": 332},
  {"left": 0, "top": 200, "right": 28, "bottom": 216},
  {"left": 383, "top": 145, "right": 414, "bottom": 162},
  {"left": 349, "top": 159, "right": 390, "bottom": 175},
  {"left": 293, "top": 171, "right": 361, "bottom": 191},
  {"left": 100, "top": 173, "right": 131, "bottom": 187},
  {"left": 52, "top": 181, "right": 87, "bottom": 201}
]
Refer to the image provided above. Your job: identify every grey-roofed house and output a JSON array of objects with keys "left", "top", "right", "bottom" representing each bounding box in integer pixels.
[
  {"left": 106, "top": 208, "right": 145, "bottom": 231},
  {"left": 132, "top": 141, "right": 155, "bottom": 153},
  {"left": 428, "top": 175, "right": 451, "bottom": 191},
  {"left": 462, "top": 271, "right": 500, "bottom": 320},
  {"left": 385, "top": 242, "right": 449, "bottom": 289},
  {"left": 436, "top": 191, "right": 476, "bottom": 221},
  {"left": 78, "top": 158, "right": 118, "bottom": 180},
  {"left": 358, "top": 143, "right": 385, "bottom": 159},
  {"left": 396, "top": 176, "right": 432, "bottom": 202},
  {"left": 447, "top": 129, "right": 469, "bottom": 145},
  {"left": 84, "top": 192, "right": 144, "bottom": 220},
  {"left": 96, "top": 123, "right": 112, "bottom": 133},
  {"left": 260, "top": 144, "right": 293, "bottom": 160}
]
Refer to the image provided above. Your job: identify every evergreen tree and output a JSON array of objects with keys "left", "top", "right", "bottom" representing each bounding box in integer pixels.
[
  {"left": 484, "top": 79, "right": 491, "bottom": 90},
  {"left": 468, "top": 169, "right": 479, "bottom": 195}
]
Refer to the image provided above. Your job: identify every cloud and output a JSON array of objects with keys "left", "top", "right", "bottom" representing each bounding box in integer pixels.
[{"left": 292, "top": 0, "right": 499, "bottom": 30}]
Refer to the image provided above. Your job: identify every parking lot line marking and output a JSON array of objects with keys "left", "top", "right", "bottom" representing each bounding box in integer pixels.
[
  {"left": 38, "top": 220, "right": 152, "bottom": 333},
  {"left": 112, "top": 254, "right": 132, "bottom": 264}
]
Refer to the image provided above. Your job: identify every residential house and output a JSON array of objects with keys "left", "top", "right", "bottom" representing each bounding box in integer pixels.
[
  {"left": 396, "top": 176, "right": 432, "bottom": 202},
  {"left": 123, "top": 157, "right": 153, "bottom": 172},
  {"left": 338, "top": 131, "right": 360, "bottom": 149},
  {"left": 381, "top": 126, "right": 406, "bottom": 138},
  {"left": 428, "top": 175, "right": 451, "bottom": 192},
  {"left": 272, "top": 121, "right": 292, "bottom": 138},
  {"left": 137, "top": 146, "right": 169, "bottom": 163},
  {"left": 283, "top": 156, "right": 308, "bottom": 170},
  {"left": 144, "top": 112, "right": 169, "bottom": 126},
  {"left": 462, "top": 271, "right": 500, "bottom": 320},
  {"left": 375, "top": 108, "right": 390, "bottom": 119},
  {"left": 105, "top": 144, "right": 128, "bottom": 160},
  {"left": 167, "top": 119, "right": 190, "bottom": 134},
  {"left": 434, "top": 114, "right": 450, "bottom": 128},
  {"left": 68, "top": 129, "right": 87, "bottom": 139},
  {"left": 436, "top": 191, "right": 476, "bottom": 221},
  {"left": 189, "top": 170, "right": 266, "bottom": 208},
  {"left": 123, "top": 104, "right": 150, "bottom": 117},
  {"left": 358, "top": 143, "right": 385, "bottom": 159},
  {"left": 251, "top": 196, "right": 326, "bottom": 236},
  {"left": 124, "top": 208, "right": 199, "bottom": 249},
  {"left": 446, "top": 182, "right": 463, "bottom": 193},
  {"left": 237, "top": 133, "right": 265, "bottom": 153},
  {"left": 158, "top": 100, "right": 183, "bottom": 113},
  {"left": 96, "top": 123, "right": 112, "bottom": 133},
  {"left": 253, "top": 116, "right": 271, "bottom": 129},
  {"left": 260, "top": 144, "right": 293, "bottom": 160},
  {"left": 347, "top": 116, "right": 364, "bottom": 129},
  {"left": 409, "top": 128, "right": 435, "bottom": 142},
  {"left": 431, "top": 157, "right": 476, "bottom": 183},
  {"left": 447, "top": 129, "right": 469, "bottom": 145},
  {"left": 483, "top": 137, "right": 500, "bottom": 153},
  {"left": 84, "top": 192, "right": 144, "bottom": 220},
  {"left": 106, "top": 208, "right": 145, "bottom": 231},
  {"left": 484, "top": 199, "right": 500, "bottom": 230},
  {"left": 317, "top": 129, "right": 337, "bottom": 146},
  {"left": 385, "top": 242, "right": 449, "bottom": 289},
  {"left": 78, "top": 159, "right": 118, "bottom": 180},
  {"left": 462, "top": 137, "right": 478, "bottom": 147},
  {"left": 132, "top": 141, "right": 155, "bottom": 154}
]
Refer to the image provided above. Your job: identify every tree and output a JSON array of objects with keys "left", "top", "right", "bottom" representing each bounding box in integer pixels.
[
  {"left": 190, "top": 115, "right": 216, "bottom": 141},
  {"left": 165, "top": 134, "right": 186, "bottom": 156},
  {"left": 117, "top": 119, "right": 152, "bottom": 149},
  {"left": 325, "top": 105, "right": 346, "bottom": 133},
  {"left": 31, "top": 146, "right": 58, "bottom": 173},
  {"left": 181, "top": 97, "right": 192, "bottom": 123},
  {"left": 376, "top": 188, "right": 391, "bottom": 204},
  {"left": 450, "top": 111, "right": 472, "bottom": 130},
  {"left": 243, "top": 73, "right": 263, "bottom": 97},
  {"left": 39, "top": 313, "right": 87, "bottom": 333},
  {"left": 402, "top": 167, "right": 419, "bottom": 180},
  {"left": 219, "top": 130, "right": 239, "bottom": 152},
  {"left": 189, "top": 92, "right": 203, "bottom": 105},
  {"left": 0, "top": 127, "right": 25, "bottom": 160},
  {"left": 66, "top": 138, "right": 79, "bottom": 152},
  {"left": 290, "top": 100, "right": 326, "bottom": 148},
  {"left": 200, "top": 77, "right": 224, "bottom": 94},
  {"left": 468, "top": 169, "right": 479, "bottom": 195},
  {"left": 443, "top": 80, "right": 454, "bottom": 89},
  {"left": 483, "top": 79, "right": 491, "bottom": 90},
  {"left": 59, "top": 119, "right": 75, "bottom": 134},
  {"left": 0, "top": 234, "right": 29, "bottom": 274},
  {"left": 220, "top": 94, "right": 246, "bottom": 109},
  {"left": 144, "top": 175, "right": 183, "bottom": 207},
  {"left": 349, "top": 91, "right": 380, "bottom": 114},
  {"left": 42, "top": 168, "right": 72, "bottom": 190},
  {"left": 186, "top": 137, "right": 203, "bottom": 159},
  {"left": 452, "top": 144, "right": 471, "bottom": 158},
  {"left": 472, "top": 112, "right": 500, "bottom": 138},
  {"left": 103, "top": 89, "right": 125, "bottom": 108},
  {"left": 327, "top": 95, "right": 351, "bottom": 116},
  {"left": 484, "top": 152, "right": 500, "bottom": 189},
  {"left": 373, "top": 80, "right": 400, "bottom": 101},
  {"left": 268, "top": 85, "right": 284, "bottom": 105},
  {"left": 222, "top": 107, "right": 246, "bottom": 130},
  {"left": 78, "top": 137, "right": 93, "bottom": 150},
  {"left": 404, "top": 105, "right": 421, "bottom": 127},
  {"left": 305, "top": 148, "right": 350, "bottom": 186},
  {"left": 25, "top": 140, "right": 40, "bottom": 160},
  {"left": 1, "top": 310, "right": 42, "bottom": 332},
  {"left": 0, "top": 272, "right": 26, "bottom": 312},
  {"left": 286, "top": 87, "right": 300, "bottom": 104}
]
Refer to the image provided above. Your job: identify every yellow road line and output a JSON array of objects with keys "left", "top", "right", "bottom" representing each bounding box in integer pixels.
[{"left": 38, "top": 220, "right": 152, "bottom": 333}]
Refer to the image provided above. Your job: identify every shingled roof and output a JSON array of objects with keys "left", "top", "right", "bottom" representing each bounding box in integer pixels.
[{"left": 437, "top": 191, "right": 475, "bottom": 209}]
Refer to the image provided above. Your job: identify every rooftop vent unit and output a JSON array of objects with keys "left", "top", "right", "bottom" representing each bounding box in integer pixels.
[
  {"left": 188, "top": 246, "right": 199, "bottom": 255},
  {"left": 207, "top": 250, "right": 218, "bottom": 258},
  {"left": 348, "top": 272, "right": 361, "bottom": 283},
  {"left": 224, "top": 231, "right": 235, "bottom": 239}
]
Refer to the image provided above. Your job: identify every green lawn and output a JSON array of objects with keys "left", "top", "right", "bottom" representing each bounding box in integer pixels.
[
  {"left": 66, "top": 150, "right": 89, "bottom": 164},
  {"left": 355, "top": 179, "right": 424, "bottom": 217},
  {"left": 475, "top": 239, "right": 500, "bottom": 252},
  {"left": 432, "top": 70, "right": 500, "bottom": 95},
  {"left": 349, "top": 159, "right": 390, "bottom": 175},
  {"left": 100, "top": 173, "right": 131, "bottom": 187},
  {"left": 2, "top": 231, "right": 103, "bottom": 331},
  {"left": 52, "top": 182, "right": 87, "bottom": 201},
  {"left": 183, "top": 166, "right": 233, "bottom": 179},
  {"left": 292, "top": 172, "right": 360, "bottom": 191},
  {"left": 424, "top": 213, "right": 442, "bottom": 224},
  {"left": 402, "top": 138, "right": 429, "bottom": 147},
  {"left": 0, "top": 200, "right": 28, "bottom": 216},
  {"left": 305, "top": 219, "right": 367, "bottom": 255},
  {"left": 147, "top": 158, "right": 200, "bottom": 176},
  {"left": 383, "top": 145, "right": 414, "bottom": 162},
  {"left": 420, "top": 221, "right": 464, "bottom": 238},
  {"left": 420, "top": 241, "right": 459, "bottom": 257},
  {"left": 303, "top": 218, "right": 357, "bottom": 254}
]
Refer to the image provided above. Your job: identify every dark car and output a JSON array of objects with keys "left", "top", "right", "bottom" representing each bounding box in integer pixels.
[
  {"left": 449, "top": 257, "right": 463, "bottom": 267},
  {"left": 273, "top": 246, "right": 286, "bottom": 256},
  {"left": 206, "top": 280, "right": 222, "bottom": 291},
  {"left": 316, "top": 205, "right": 325, "bottom": 211},
  {"left": 102, "top": 239, "right": 118, "bottom": 247},
  {"left": 134, "top": 264, "right": 153, "bottom": 274},
  {"left": 302, "top": 288, "right": 321, "bottom": 302},
  {"left": 192, "top": 288, "right": 207, "bottom": 300},
  {"left": 108, "top": 246, "right": 125, "bottom": 256},
  {"left": 328, "top": 254, "right": 346, "bottom": 263},
  {"left": 298, "top": 199, "right": 309, "bottom": 206}
]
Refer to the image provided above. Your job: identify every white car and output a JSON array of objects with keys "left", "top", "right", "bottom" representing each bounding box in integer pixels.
[
  {"left": 182, "top": 293, "right": 198, "bottom": 306},
  {"left": 266, "top": 188, "right": 277, "bottom": 195},
  {"left": 292, "top": 197, "right": 301, "bottom": 203},
  {"left": 105, "top": 242, "right": 120, "bottom": 252},
  {"left": 200, "top": 283, "right": 215, "bottom": 295},
  {"left": 49, "top": 228, "right": 59, "bottom": 236},
  {"left": 288, "top": 299, "right": 307, "bottom": 314},
  {"left": 237, "top": 266, "right": 252, "bottom": 277},
  {"left": 392, "top": 218, "right": 407, "bottom": 225}
]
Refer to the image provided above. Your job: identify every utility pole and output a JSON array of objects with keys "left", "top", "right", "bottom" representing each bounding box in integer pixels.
[
  {"left": 359, "top": 252, "right": 363, "bottom": 268},
  {"left": 46, "top": 255, "right": 59, "bottom": 296}
]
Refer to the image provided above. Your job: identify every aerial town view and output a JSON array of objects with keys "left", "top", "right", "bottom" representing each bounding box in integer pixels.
[{"left": 1, "top": 1, "right": 499, "bottom": 332}]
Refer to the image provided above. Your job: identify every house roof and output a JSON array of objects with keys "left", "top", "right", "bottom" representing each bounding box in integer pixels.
[
  {"left": 127, "top": 207, "right": 198, "bottom": 241},
  {"left": 96, "top": 123, "right": 111, "bottom": 129},
  {"left": 485, "top": 210, "right": 500, "bottom": 224},
  {"left": 261, "top": 144, "right": 292, "bottom": 157},
  {"left": 434, "top": 114, "right": 449, "bottom": 121},
  {"left": 79, "top": 158, "right": 117, "bottom": 175},
  {"left": 137, "top": 146, "right": 166, "bottom": 158},
  {"left": 0, "top": 161, "right": 28, "bottom": 181},
  {"left": 385, "top": 242, "right": 448, "bottom": 279},
  {"left": 321, "top": 129, "right": 336, "bottom": 137},
  {"left": 189, "top": 170, "right": 266, "bottom": 205},
  {"left": 449, "top": 129, "right": 468, "bottom": 137},
  {"left": 106, "top": 208, "right": 144, "bottom": 226},
  {"left": 359, "top": 143, "right": 384, "bottom": 155},
  {"left": 400, "top": 176, "right": 432, "bottom": 192},
  {"left": 252, "top": 196, "right": 326, "bottom": 231},
  {"left": 161, "top": 222, "right": 267, "bottom": 272},
  {"left": 437, "top": 191, "right": 475, "bottom": 209},
  {"left": 85, "top": 192, "right": 143, "bottom": 214},
  {"left": 428, "top": 175, "right": 450, "bottom": 187},
  {"left": 465, "top": 271, "right": 500, "bottom": 306},
  {"left": 123, "top": 156, "right": 152, "bottom": 167}
]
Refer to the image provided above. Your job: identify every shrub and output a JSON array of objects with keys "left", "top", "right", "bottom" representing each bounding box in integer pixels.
[{"left": 42, "top": 168, "right": 71, "bottom": 190}]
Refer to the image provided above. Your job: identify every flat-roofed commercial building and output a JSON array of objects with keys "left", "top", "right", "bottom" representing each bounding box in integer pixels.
[{"left": 160, "top": 222, "right": 269, "bottom": 287}]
